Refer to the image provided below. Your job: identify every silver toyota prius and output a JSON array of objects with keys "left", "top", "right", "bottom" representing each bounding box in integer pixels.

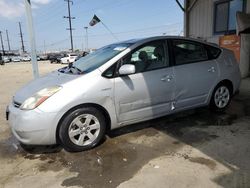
[{"left": 7, "top": 36, "right": 241, "bottom": 152}]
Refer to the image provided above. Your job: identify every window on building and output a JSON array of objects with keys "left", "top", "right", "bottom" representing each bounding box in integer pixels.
[{"left": 214, "top": 0, "right": 245, "bottom": 34}]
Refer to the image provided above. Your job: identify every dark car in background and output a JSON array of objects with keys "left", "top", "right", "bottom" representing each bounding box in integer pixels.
[
  {"left": 48, "top": 54, "right": 65, "bottom": 64},
  {"left": 39, "top": 54, "right": 48, "bottom": 61},
  {"left": 0, "top": 53, "right": 4, "bottom": 65}
]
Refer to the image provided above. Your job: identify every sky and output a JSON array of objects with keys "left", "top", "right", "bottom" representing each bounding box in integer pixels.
[{"left": 0, "top": 0, "right": 184, "bottom": 53}]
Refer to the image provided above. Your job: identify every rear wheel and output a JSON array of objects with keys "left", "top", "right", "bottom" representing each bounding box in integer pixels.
[
  {"left": 210, "top": 84, "right": 232, "bottom": 111},
  {"left": 59, "top": 107, "right": 106, "bottom": 152}
]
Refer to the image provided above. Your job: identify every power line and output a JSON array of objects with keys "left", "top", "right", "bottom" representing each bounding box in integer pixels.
[
  {"left": 18, "top": 22, "right": 25, "bottom": 53},
  {"left": 6, "top": 30, "right": 11, "bottom": 52},
  {"left": 0, "top": 31, "right": 5, "bottom": 55},
  {"left": 36, "top": 23, "right": 181, "bottom": 48},
  {"left": 64, "top": 0, "right": 75, "bottom": 52},
  {"left": 74, "top": 22, "right": 182, "bottom": 38}
]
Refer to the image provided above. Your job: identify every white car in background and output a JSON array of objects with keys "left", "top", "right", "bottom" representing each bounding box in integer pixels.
[
  {"left": 61, "top": 53, "right": 78, "bottom": 64},
  {"left": 3, "top": 56, "right": 11, "bottom": 63},
  {"left": 12, "top": 56, "right": 21, "bottom": 62},
  {"left": 22, "top": 56, "right": 31, "bottom": 62}
]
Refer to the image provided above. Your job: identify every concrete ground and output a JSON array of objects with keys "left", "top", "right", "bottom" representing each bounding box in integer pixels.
[{"left": 0, "top": 62, "right": 250, "bottom": 188}]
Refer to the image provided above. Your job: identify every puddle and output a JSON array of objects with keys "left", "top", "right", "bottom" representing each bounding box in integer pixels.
[
  {"left": 187, "top": 156, "right": 217, "bottom": 170},
  {"left": 18, "top": 132, "right": 182, "bottom": 188}
]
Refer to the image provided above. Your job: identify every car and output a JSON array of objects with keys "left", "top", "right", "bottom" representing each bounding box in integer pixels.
[
  {"left": 39, "top": 54, "right": 48, "bottom": 61},
  {"left": 7, "top": 36, "right": 241, "bottom": 152},
  {"left": 12, "top": 56, "right": 21, "bottom": 62},
  {"left": 60, "top": 53, "right": 78, "bottom": 64},
  {"left": 3, "top": 56, "right": 11, "bottom": 63},
  {"left": 37, "top": 56, "right": 41, "bottom": 61},
  {"left": 22, "top": 56, "right": 31, "bottom": 61},
  {"left": 0, "top": 54, "right": 4, "bottom": 65},
  {"left": 48, "top": 54, "right": 64, "bottom": 64}
]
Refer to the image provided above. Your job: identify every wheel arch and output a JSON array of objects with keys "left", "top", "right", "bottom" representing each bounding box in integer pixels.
[
  {"left": 216, "top": 79, "right": 234, "bottom": 95},
  {"left": 56, "top": 103, "right": 111, "bottom": 144}
]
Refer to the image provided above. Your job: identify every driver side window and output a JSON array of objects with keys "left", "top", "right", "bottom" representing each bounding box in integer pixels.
[{"left": 121, "top": 41, "right": 168, "bottom": 73}]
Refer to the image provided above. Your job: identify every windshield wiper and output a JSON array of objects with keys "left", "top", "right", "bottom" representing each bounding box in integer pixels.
[{"left": 68, "top": 63, "right": 83, "bottom": 74}]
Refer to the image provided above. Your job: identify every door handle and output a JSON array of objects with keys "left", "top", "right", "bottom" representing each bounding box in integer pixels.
[
  {"left": 161, "top": 75, "right": 173, "bottom": 82},
  {"left": 208, "top": 67, "right": 215, "bottom": 73}
]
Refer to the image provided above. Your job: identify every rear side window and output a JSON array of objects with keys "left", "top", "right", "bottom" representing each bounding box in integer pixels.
[
  {"left": 206, "top": 45, "right": 221, "bottom": 59},
  {"left": 172, "top": 40, "right": 208, "bottom": 65}
]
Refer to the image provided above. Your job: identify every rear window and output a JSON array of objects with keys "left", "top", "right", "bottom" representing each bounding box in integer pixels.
[{"left": 206, "top": 45, "right": 221, "bottom": 59}]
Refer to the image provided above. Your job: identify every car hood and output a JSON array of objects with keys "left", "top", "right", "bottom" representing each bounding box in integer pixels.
[{"left": 13, "top": 70, "right": 79, "bottom": 104}]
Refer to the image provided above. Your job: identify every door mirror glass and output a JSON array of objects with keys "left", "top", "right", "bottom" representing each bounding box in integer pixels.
[{"left": 119, "top": 64, "right": 135, "bottom": 75}]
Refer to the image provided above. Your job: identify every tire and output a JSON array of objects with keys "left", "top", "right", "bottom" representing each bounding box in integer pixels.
[
  {"left": 210, "top": 83, "right": 232, "bottom": 111},
  {"left": 59, "top": 107, "right": 106, "bottom": 152},
  {"left": 20, "top": 143, "right": 36, "bottom": 152}
]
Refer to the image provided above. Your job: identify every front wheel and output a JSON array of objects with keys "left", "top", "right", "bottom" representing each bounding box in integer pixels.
[
  {"left": 59, "top": 107, "right": 106, "bottom": 152},
  {"left": 210, "top": 84, "right": 232, "bottom": 111}
]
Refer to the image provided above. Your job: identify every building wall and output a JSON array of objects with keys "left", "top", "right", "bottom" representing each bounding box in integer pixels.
[{"left": 187, "top": 0, "right": 250, "bottom": 44}]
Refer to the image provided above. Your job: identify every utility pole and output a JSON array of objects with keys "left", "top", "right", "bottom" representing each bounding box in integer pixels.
[
  {"left": 18, "top": 22, "right": 25, "bottom": 53},
  {"left": 0, "top": 31, "right": 5, "bottom": 55},
  {"left": 6, "top": 30, "right": 11, "bottom": 52},
  {"left": 84, "top": 26, "right": 88, "bottom": 52},
  {"left": 64, "top": 0, "right": 75, "bottom": 52},
  {"left": 44, "top": 40, "right": 46, "bottom": 54}
]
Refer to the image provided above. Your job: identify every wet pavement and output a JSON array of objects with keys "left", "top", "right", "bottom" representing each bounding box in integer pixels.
[{"left": 0, "top": 63, "right": 250, "bottom": 188}]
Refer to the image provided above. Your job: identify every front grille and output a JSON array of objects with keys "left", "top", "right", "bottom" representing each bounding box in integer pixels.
[{"left": 13, "top": 101, "right": 21, "bottom": 108}]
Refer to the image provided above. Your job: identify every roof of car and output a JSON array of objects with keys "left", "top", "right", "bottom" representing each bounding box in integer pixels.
[{"left": 119, "top": 36, "right": 219, "bottom": 48}]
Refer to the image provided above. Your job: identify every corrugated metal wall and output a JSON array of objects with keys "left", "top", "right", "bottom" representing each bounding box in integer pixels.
[{"left": 188, "top": 0, "right": 219, "bottom": 43}]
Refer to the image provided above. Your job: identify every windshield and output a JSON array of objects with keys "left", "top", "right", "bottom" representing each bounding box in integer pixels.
[{"left": 73, "top": 43, "right": 133, "bottom": 73}]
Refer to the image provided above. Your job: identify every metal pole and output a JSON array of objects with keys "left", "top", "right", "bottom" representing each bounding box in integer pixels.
[
  {"left": 66, "top": 0, "right": 74, "bottom": 52},
  {"left": 44, "top": 40, "right": 46, "bottom": 54},
  {"left": 184, "top": 0, "right": 189, "bottom": 37},
  {"left": 84, "top": 26, "right": 88, "bottom": 52},
  {"left": 24, "top": 0, "right": 39, "bottom": 79},
  {"left": 6, "top": 30, "right": 11, "bottom": 52},
  {"left": 0, "top": 31, "right": 5, "bottom": 55},
  {"left": 19, "top": 22, "right": 25, "bottom": 53}
]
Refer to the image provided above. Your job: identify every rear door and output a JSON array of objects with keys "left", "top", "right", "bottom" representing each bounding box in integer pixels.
[{"left": 170, "top": 39, "right": 219, "bottom": 110}]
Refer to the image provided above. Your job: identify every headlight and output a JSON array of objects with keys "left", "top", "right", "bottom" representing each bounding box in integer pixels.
[{"left": 20, "top": 86, "right": 62, "bottom": 110}]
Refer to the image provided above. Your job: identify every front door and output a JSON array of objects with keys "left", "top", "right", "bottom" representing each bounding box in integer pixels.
[{"left": 113, "top": 40, "right": 175, "bottom": 123}]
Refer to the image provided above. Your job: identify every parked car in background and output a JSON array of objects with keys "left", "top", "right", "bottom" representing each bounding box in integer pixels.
[
  {"left": 7, "top": 36, "right": 241, "bottom": 152},
  {"left": 0, "top": 53, "right": 4, "bottom": 65},
  {"left": 22, "top": 56, "right": 31, "bottom": 61},
  {"left": 48, "top": 54, "right": 65, "bottom": 64},
  {"left": 61, "top": 53, "right": 78, "bottom": 64},
  {"left": 37, "top": 56, "right": 41, "bottom": 61},
  {"left": 12, "top": 56, "right": 21, "bottom": 62},
  {"left": 40, "top": 54, "right": 48, "bottom": 61},
  {"left": 3, "top": 56, "right": 11, "bottom": 63}
]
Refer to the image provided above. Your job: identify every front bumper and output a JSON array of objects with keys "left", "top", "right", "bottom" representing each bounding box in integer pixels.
[{"left": 7, "top": 103, "right": 58, "bottom": 145}]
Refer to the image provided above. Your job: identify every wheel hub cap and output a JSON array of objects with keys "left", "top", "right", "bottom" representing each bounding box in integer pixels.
[
  {"left": 68, "top": 114, "right": 100, "bottom": 146},
  {"left": 214, "top": 86, "right": 230, "bottom": 109}
]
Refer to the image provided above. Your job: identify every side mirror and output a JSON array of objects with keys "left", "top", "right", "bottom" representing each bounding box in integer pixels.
[{"left": 119, "top": 64, "right": 135, "bottom": 76}]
